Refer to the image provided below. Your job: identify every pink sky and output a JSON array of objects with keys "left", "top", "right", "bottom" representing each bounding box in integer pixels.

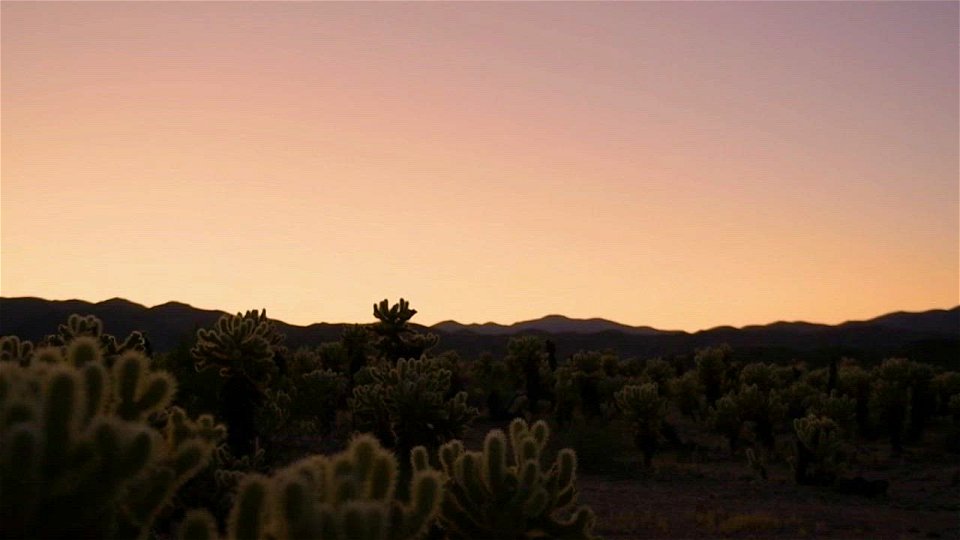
[{"left": 2, "top": 2, "right": 957, "bottom": 330}]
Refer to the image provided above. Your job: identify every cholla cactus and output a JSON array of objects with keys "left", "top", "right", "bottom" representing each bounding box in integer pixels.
[
  {"left": 708, "top": 393, "right": 742, "bottom": 452},
  {"left": 0, "top": 337, "right": 224, "bottom": 539},
  {"left": 807, "top": 391, "right": 856, "bottom": 435},
  {"left": 932, "top": 372, "right": 960, "bottom": 416},
  {"left": 642, "top": 358, "right": 675, "bottom": 394},
  {"left": 350, "top": 357, "right": 477, "bottom": 455},
  {"left": 792, "top": 415, "right": 843, "bottom": 486},
  {"left": 552, "top": 365, "right": 580, "bottom": 429},
  {"left": 836, "top": 365, "right": 871, "bottom": 433},
  {"left": 370, "top": 299, "right": 438, "bottom": 363},
  {"left": 42, "top": 314, "right": 147, "bottom": 361},
  {"left": 180, "top": 434, "right": 443, "bottom": 540},
  {"left": 192, "top": 310, "right": 282, "bottom": 382},
  {"left": 869, "top": 358, "right": 912, "bottom": 454},
  {"left": 506, "top": 336, "right": 548, "bottom": 414},
  {"left": 0, "top": 336, "right": 34, "bottom": 366},
  {"left": 671, "top": 370, "right": 704, "bottom": 420},
  {"left": 615, "top": 383, "right": 667, "bottom": 466},
  {"left": 735, "top": 384, "right": 786, "bottom": 450},
  {"left": 436, "top": 419, "right": 597, "bottom": 539},
  {"left": 695, "top": 345, "right": 733, "bottom": 406},
  {"left": 739, "top": 363, "right": 780, "bottom": 393}
]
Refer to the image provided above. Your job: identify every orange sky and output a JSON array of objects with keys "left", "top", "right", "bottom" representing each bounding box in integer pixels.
[{"left": 2, "top": 2, "right": 957, "bottom": 330}]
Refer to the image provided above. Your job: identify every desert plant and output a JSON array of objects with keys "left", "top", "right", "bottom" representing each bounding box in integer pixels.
[
  {"left": 642, "top": 358, "right": 675, "bottom": 395},
  {"left": 670, "top": 370, "right": 704, "bottom": 420},
  {"left": 615, "top": 383, "right": 667, "bottom": 466},
  {"left": 41, "top": 313, "right": 148, "bottom": 361},
  {"left": 695, "top": 345, "right": 733, "bottom": 406},
  {"left": 180, "top": 434, "right": 443, "bottom": 540},
  {"left": 506, "top": 336, "right": 548, "bottom": 414},
  {"left": 932, "top": 372, "right": 960, "bottom": 416},
  {"left": 836, "top": 364, "right": 871, "bottom": 434},
  {"left": 708, "top": 392, "right": 742, "bottom": 452},
  {"left": 869, "top": 358, "right": 912, "bottom": 454},
  {"left": 370, "top": 299, "right": 438, "bottom": 363},
  {"left": 0, "top": 337, "right": 224, "bottom": 539},
  {"left": 350, "top": 357, "right": 477, "bottom": 457},
  {"left": 792, "top": 414, "right": 843, "bottom": 486},
  {"left": 735, "top": 384, "right": 786, "bottom": 450},
  {"left": 192, "top": 310, "right": 285, "bottom": 455},
  {"left": 0, "top": 336, "right": 34, "bottom": 366},
  {"left": 436, "top": 418, "right": 597, "bottom": 539}
]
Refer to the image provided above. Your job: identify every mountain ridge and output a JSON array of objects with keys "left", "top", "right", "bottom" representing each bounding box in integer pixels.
[{"left": 1, "top": 297, "right": 957, "bottom": 366}]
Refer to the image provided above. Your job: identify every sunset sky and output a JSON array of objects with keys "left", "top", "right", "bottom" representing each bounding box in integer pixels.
[{"left": 2, "top": 2, "right": 957, "bottom": 331}]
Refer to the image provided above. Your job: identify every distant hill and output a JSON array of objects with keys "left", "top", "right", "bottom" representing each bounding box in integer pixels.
[{"left": 1, "top": 297, "right": 957, "bottom": 367}]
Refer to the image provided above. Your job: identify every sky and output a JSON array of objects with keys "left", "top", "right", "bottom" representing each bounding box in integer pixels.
[{"left": 2, "top": 2, "right": 957, "bottom": 331}]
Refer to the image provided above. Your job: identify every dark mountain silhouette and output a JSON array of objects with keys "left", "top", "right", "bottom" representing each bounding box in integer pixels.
[{"left": 1, "top": 297, "right": 957, "bottom": 367}]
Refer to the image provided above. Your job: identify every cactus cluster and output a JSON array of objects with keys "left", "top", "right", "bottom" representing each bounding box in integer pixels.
[
  {"left": 180, "top": 434, "right": 442, "bottom": 540},
  {"left": 0, "top": 335, "right": 223, "bottom": 539},
  {"left": 437, "top": 418, "right": 597, "bottom": 539},
  {"left": 351, "top": 357, "right": 477, "bottom": 455}
]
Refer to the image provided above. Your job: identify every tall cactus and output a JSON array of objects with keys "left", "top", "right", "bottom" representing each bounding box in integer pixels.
[
  {"left": 436, "top": 418, "right": 597, "bottom": 539},
  {"left": 615, "top": 383, "right": 667, "bottom": 466},
  {"left": 180, "top": 434, "right": 442, "bottom": 540},
  {"left": 0, "top": 337, "right": 224, "bottom": 539}
]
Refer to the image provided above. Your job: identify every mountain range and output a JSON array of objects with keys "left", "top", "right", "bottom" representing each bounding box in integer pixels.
[{"left": 1, "top": 297, "right": 957, "bottom": 367}]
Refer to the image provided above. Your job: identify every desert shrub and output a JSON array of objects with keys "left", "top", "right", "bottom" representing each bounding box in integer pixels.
[
  {"left": 0, "top": 335, "right": 224, "bottom": 539},
  {"left": 436, "top": 418, "right": 597, "bottom": 539},
  {"left": 615, "top": 383, "right": 667, "bottom": 466},
  {"left": 350, "top": 357, "right": 477, "bottom": 457},
  {"left": 180, "top": 434, "right": 443, "bottom": 540}
]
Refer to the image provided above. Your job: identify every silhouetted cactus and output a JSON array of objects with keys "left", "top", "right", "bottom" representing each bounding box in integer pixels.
[
  {"left": 180, "top": 434, "right": 442, "bottom": 540},
  {"left": 42, "top": 313, "right": 147, "bottom": 362},
  {"left": 735, "top": 383, "right": 786, "bottom": 450},
  {"left": 370, "top": 299, "right": 438, "bottom": 363},
  {"left": 670, "top": 370, "right": 704, "bottom": 420},
  {"left": 0, "top": 336, "right": 33, "bottom": 366},
  {"left": 708, "top": 392, "right": 742, "bottom": 452},
  {"left": 436, "top": 419, "right": 597, "bottom": 539},
  {"left": 932, "top": 372, "right": 960, "bottom": 416},
  {"left": 506, "top": 336, "right": 548, "bottom": 414},
  {"left": 351, "top": 357, "right": 477, "bottom": 456},
  {"left": 869, "top": 358, "right": 912, "bottom": 454},
  {"left": 615, "top": 383, "right": 667, "bottom": 466},
  {"left": 792, "top": 415, "right": 843, "bottom": 486},
  {"left": 192, "top": 310, "right": 285, "bottom": 455},
  {"left": 695, "top": 345, "right": 733, "bottom": 407},
  {"left": 0, "top": 338, "right": 223, "bottom": 539}
]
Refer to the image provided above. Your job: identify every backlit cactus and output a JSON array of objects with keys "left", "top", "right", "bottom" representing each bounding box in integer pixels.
[
  {"left": 192, "top": 310, "right": 283, "bottom": 382},
  {"left": 615, "top": 383, "right": 667, "bottom": 466},
  {"left": 0, "top": 338, "right": 223, "bottom": 539},
  {"left": 0, "top": 336, "right": 34, "bottom": 366},
  {"left": 42, "top": 313, "right": 148, "bottom": 361},
  {"left": 351, "top": 357, "right": 477, "bottom": 455},
  {"left": 180, "top": 434, "right": 443, "bottom": 540},
  {"left": 370, "top": 299, "right": 438, "bottom": 363},
  {"left": 436, "top": 418, "right": 597, "bottom": 539},
  {"left": 792, "top": 414, "right": 843, "bottom": 486}
]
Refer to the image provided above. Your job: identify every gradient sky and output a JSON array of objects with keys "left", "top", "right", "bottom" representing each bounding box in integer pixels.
[{"left": 2, "top": 2, "right": 958, "bottom": 330}]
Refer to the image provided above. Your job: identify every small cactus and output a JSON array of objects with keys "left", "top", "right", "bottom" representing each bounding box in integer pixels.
[
  {"left": 183, "top": 434, "right": 443, "bottom": 540},
  {"left": 792, "top": 414, "right": 843, "bottom": 486},
  {"left": 436, "top": 418, "right": 597, "bottom": 539}
]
